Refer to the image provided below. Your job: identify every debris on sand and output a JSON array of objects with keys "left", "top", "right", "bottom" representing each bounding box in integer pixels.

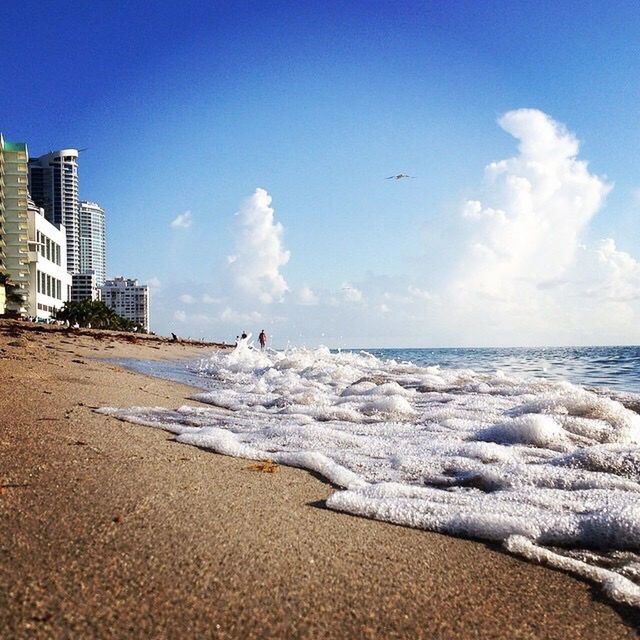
[{"left": 247, "top": 460, "right": 279, "bottom": 473}]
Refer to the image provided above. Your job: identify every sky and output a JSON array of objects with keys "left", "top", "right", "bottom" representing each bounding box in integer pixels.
[{"left": 2, "top": 1, "right": 640, "bottom": 347}]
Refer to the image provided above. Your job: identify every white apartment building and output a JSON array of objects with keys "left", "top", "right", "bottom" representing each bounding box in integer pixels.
[
  {"left": 101, "top": 277, "right": 149, "bottom": 331},
  {"left": 29, "top": 149, "right": 80, "bottom": 274},
  {"left": 79, "top": 200, "right": 106, "bottom": 286},
  {"left": 71, "top": 272, "right": 101, "bottom": 302},
  {"left": 27, "top": 197, "right": 71, "bottom": 319}
]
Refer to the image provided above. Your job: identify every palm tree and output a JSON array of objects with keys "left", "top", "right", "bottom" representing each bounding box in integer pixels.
[
  {"left": 55, "top": 299, "right": 144, "bottom": 332},
  {"left": 0, "top": 272, "right": 27, "bottom": 312}
]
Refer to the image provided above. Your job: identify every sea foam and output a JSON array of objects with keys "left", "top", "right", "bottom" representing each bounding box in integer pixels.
[{"left": 99, "top": 339, "right": 640, "bottom": 608}]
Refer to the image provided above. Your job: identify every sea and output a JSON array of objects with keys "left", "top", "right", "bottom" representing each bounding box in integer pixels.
[{"left": 101, "top": 342, "right": 640, "bottom": 609}]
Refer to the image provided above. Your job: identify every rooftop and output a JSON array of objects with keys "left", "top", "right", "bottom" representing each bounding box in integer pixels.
[{"left": 2, "top": 140, "right": 27, "bottom": 152}]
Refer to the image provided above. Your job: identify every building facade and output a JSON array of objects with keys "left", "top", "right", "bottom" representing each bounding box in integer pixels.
[
  {"left": 0, "top": 135, "right": 31, "bottom": 314},
  {"left": 101, "top": 277, "right": 149, "bottom": 331},
  {"left": 27, "top": 197, "right": 71, "bottom": 319},
  {"left": 29, "top": 149, "right": 80, "bottom": 274},
  {"left": 78, "top": 200, "right": 106, "bottom": 286},
  {"left": 0, "top": 135, "right": 8, "bottom": 312},
  {"left": 71, "top": 272, "right": 101, "bottom": 302}
]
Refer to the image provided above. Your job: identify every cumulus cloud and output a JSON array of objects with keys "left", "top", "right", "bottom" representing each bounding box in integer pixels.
[
  {"left": 202, "top": 293, "right": 222, "bottom": 304},
  {"left": 297, "top": 286, "right": 319, "bottom": 306},
  {"left": 341, "top": 283, "right": 364, "bottom": 303},
  {"left": 170, "top": 211, "right": 192, "bottom": 229},
  {"left": 228, "top": 188, "right": 290, "bottom": 303},
  {"left": 146, "top": 276, "right": 162, "bottom": 291},
  {"left": 407, "top": 285, "right": 433, "bottom": 301},
  {"left": 443, "top": 108, "right": 640, "bottom": 344},
  {"left": 219, "top": 307, "right": 262, "bottom": 324},
  {"left": 575, "top": 239, "right": 640, "bottom": 302},
  {"left": 454, "top": 109, "right": 612, "bottom": 300},
  {"left": 179, "top": 294, "right": 196, "bottom": 304},
  {"left": 174, "top": 310, "right": 187, "bottom": 322}
]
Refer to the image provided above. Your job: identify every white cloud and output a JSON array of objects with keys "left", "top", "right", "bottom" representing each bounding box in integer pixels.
[
  {"left": 146, "top": 276, "right": 162, "bottom": 291},
  {"left": 443, "top": 108, "right": 640, "bottom": 344},
  {"left": 170, "top": 211, "right": 193, "bottom": 229},
  {"left": 454, "top": 109, "right": 611, "bottom": 300},
  {"left": 297, "top": 286, "right": 319, "bottom": 306},
  {"left": 228, "top": 188, "right": 290, "bottom": 303},
  {"left": 579, "top": 238, "right": 640, "bottom": 302},
  {"left": 219, "top": 307, "right": 263, "bottom": 324},
  {"left": 202, "top": 293, "right": 222, "bottom": 304},
  {"left": 407, "top": 285, "right": 433, "bottom": 301},
  {"left": 174, "top": 310, "right": 187, "bottom": 322},
  {"left": 179, "top": 294, "right": 196, "bottom": 304},
  {"left": 341, "top": 283, "right": 363, "bottom": 303}
]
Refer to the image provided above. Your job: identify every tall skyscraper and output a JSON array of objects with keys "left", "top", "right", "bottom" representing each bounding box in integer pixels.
[
  {"left": 0, "top": 134, "right": 31, "bottom": 314},
  {"left": 29, "top": 149, "right": 80, "bottom": 274},
  {"left": 79, "top": 200, "right": 106, "bottom": 286}
]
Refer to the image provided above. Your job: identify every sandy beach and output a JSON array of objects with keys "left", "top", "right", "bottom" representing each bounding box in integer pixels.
[{"left": 0, "top": 320, "right": 638, "bottom": 639}]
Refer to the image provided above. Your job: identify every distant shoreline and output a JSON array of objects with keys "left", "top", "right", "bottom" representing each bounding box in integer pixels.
[{"left": 0, "top": 317, "right": 232, "bottom": 349}]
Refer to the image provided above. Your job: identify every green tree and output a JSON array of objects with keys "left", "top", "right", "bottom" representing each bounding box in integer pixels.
[
  {"left": 0, "top": 273, "right": 28, "bottom": 309},
  {"left": 55, "top": 299, "right": 144, "bottom": 332}
]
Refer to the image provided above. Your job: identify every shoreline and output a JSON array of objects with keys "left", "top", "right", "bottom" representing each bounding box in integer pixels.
[{"left": 1, "top": 320, "right": 638, "bottom": 638}]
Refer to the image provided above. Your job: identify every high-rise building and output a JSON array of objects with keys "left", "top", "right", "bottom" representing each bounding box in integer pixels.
[
  {"left": 29, "top": 149, "right": 80, "bottom": 274},
  {"left": 0, "top": 134, "right": 31, "bottom": 314},
  {"left": 101, "top": 277, "right": 150, "bottom": 331},
  {"left": 27, "top": 196, "right": 71, "bottom": 319},
  {"left": 0, "top": 135, "right": 8, "bottom": 313},
  {"left": 71, "top": 272, "right": 101, "bottom": 302},
  {"left": 78, "top": 200, "right": 106, "bottom": 286}
]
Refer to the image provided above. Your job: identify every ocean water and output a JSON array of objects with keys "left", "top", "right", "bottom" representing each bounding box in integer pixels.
[
  {"left": 101, "top": 341, "right": 640, "bottom": 608},
  {"left": 363, "top": 346, "right": 640, "bottom": 394}
]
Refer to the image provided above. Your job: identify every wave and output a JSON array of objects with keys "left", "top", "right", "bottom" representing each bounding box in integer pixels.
[{"left": 99, "top": 338, "right": 640, "bottom": 608}]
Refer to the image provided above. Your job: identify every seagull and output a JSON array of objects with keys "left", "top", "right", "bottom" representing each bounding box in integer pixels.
[{"left": 386, "top": 174, "right": 415, "bottom": 180}]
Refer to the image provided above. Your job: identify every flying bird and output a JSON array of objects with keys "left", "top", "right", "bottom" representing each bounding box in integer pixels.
[{"left": 386, "top": 174, "right": 415, "bottom": 180}]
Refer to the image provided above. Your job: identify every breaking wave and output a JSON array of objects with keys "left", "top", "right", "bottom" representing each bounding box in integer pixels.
[{"left": 100, "top": 339, "right": 640, "bottom": 608}]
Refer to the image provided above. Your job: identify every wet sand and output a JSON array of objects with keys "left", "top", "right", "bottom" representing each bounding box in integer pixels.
[{"left": 0, "top": 320, "right": 638, "bottom": 639}]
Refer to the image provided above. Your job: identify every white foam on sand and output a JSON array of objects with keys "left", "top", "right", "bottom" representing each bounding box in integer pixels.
[{"left": 99, "top": 339, "right": 640, "bottom": 608}]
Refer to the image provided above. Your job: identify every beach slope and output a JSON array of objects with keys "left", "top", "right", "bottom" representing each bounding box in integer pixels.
[{"left": 0, "top": 321, "right": 638, "bottom": 638}]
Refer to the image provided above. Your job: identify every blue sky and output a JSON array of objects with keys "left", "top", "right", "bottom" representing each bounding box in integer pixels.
[{"left": 2, "top": 1, "right": 639, "bottom": 346}]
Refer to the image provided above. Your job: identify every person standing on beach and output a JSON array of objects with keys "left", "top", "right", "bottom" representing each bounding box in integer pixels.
[{"left": 259, "top": 329, "right": 267, "bottom": 350}]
